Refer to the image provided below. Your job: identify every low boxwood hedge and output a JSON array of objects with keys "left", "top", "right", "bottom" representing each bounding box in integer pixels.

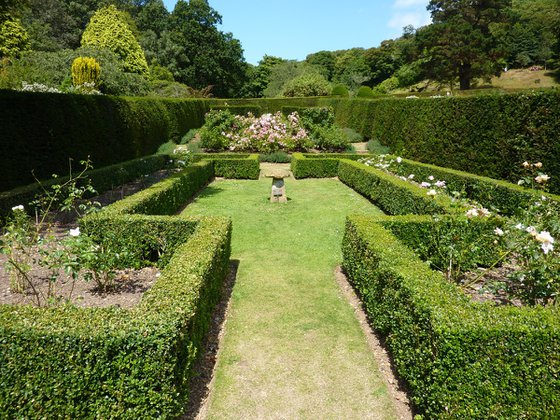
[
  {"left": 387, "top": 156, "right": 560, "bottom": 216},
  {"left": 0, "top": 215, "right": 231, "bottom": 418},
  {"left": 0, "top": 154, "right": 169, "bottom": 221},
  {"left": 338, "top": 160, "right": 458, "bottom": 215},
  {"left": 101, "top": 160, "right": 213, "bottom": 216},
  {"left": 290, "top": 153, "right": 341, "bottom": 178},
  {"left": 0, "top": 158, "right": 232, "bottom": 417},
  {"left": 342, "top": 215, "right": 560, "bottom": 418}
]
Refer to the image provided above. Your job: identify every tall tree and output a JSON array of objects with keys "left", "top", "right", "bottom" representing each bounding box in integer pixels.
[
  {"left": 241, "top": 55, "right": 285, "bottom": 97},
  {"left": 169, "top": 0, "right": 246, "bottom": 97},
  {"left": 420, "top": 0, "right": 512, "bottom": 89},
  {"left": 82, "top": 4, "right": 149, "bottom": 75}
]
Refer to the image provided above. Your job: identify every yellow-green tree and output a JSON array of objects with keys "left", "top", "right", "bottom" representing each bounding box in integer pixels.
[
  {"left": 71, "top": 56, "right": 101, "bottom": 89},
  {"left": 0, "top": 15, "right": 29, "bottom": 59},
  {"left": 81, "top": 5, "right": 149, "bottom": 76}
]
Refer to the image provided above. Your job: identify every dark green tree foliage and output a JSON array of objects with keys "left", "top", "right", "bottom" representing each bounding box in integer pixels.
[
  {"left": 241, "top": 55, "right": 285, "bottom": 98},
  {"left": 332, "top": 48, "right": 370, "bottom": 91},
  {"left": 169, "top": 0, "right": 247, "bottom": 97},
  {"left": 135, "top": 0, "right": 169, "bottom": 35},
  {"left": 420, "top": 0, "right": 511, "bottom": 90},
  {"left": 503, "top": 0, "right": 560, "bottom": 68},
  {"left": 305, "top": 50, "right": 336, "bottom": 80}
]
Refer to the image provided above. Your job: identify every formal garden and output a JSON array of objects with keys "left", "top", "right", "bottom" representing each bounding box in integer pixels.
[{"left": 0, "top": 88, "right": 559, "bottom": 419}]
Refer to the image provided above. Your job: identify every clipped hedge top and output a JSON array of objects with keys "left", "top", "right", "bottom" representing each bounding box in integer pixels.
[
  {"left": 0, "top": 215, "right": 230, "bottom": 334},
  {"left": 348, "top": 215, "right": 560, "bottom": 332},
  {"left": 339, "top": 159, "right": 461, "bottom": 215}
]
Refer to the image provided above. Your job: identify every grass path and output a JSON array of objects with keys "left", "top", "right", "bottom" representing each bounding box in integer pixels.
[{"left": 182, "top": 178, "right": 397, "bottom": 419}]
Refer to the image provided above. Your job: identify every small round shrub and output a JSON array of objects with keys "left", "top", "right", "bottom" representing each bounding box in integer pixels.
[
  {"left": 282, "top": 73, "right": 331, "bottom": 97},
  {"left": 342, "top": 128, "right": 364, "bottom": 143},
  {"left": 373, "top": 76, "right": 399, "bottom": 94},
  {"left": 312, "top": 126, "right": 351, "bottom": 152},
  {"left": 356, "top": 86, "right": 376, "bottom": 98},
  {"left": 331, "top": 84, "right": 349, "bottom": 97}
]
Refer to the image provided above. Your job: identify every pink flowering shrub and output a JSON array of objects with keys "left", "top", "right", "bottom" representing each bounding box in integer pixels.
[
  {"left": 200, "top": 110, "right": 312, "bottom": 153},
  {"left": 225, "top": 112, "right": 311, "bottom": 153}
]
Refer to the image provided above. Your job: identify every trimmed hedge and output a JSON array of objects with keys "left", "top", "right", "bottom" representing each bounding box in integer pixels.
[
  {"left": 290, "top": 153, "right": 340, "bottom": 178},
  {"left": 342, "top": 215, "right": 560, "bottom": 418},
  {"left": 213, "top": 93, "right": 560, "bottom": 193},
  {"left": 210, "top": 105, "right": 262, "bottom": 115},
  {"left": 0, "top": 155, "right": 232, "bottom": 417},
  {"left": 0, "top": 154, "right": 169, "bottom": 220},
  {"left": 338, "top": 160, "right": 458, "bottom": 215},
  {"left": 0, "top": 214, "right": 231, "bottom": 418},
  {"left": 193, "top": 154, "right": 260, "bottom": 179},
  {"left": 100, "top": 160, "right": 213, "bottom": 216},
  {"left": 386, "top": 156, "right": 560, "bottom": 216},
  {"left": 0, "top": 90, "right": 209, "bottom": 191}
]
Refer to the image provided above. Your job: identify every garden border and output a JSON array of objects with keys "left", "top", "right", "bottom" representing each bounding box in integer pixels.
[{"left": 342, "top": 214, "right": 560, "bottom": 418}]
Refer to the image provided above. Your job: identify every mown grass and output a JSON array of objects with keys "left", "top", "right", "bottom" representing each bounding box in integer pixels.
[{"left": 181, "top": 178, "right": 397, "bottom": 419}]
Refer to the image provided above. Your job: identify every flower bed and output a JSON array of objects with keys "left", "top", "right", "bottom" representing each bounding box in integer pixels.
[
  {"left": 342, "top": 215, "right": 560, "bottom": 418},
  {"left": 0, "top": 159, "right": 231, "bottom": 417}
]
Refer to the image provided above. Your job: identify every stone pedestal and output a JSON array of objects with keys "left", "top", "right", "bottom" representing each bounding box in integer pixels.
[{"left": 264, "top": 169, "right": 290, "bottom": 203}]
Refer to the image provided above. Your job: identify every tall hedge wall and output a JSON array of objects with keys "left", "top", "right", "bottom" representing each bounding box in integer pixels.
[
  {"left": 215, "top": 91, "right": 560, "bottom": 193},
  {"left": 0, "top": 90, "right": 209, "bottom": 191}
]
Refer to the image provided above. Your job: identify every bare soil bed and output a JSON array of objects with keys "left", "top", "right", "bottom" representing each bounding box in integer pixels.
[{"left": 0, "top": 169, "right": 172, "bottom": 308}]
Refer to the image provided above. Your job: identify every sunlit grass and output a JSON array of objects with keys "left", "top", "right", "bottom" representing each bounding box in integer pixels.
[{"left": 182, "top": 178, "right": 397, "bottom": 418}]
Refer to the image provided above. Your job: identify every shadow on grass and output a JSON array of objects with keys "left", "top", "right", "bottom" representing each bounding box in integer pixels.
[
  {"left": 182, "top": 260, "right": 239, "bottom": 419},
  {"left": 546, "top": 69, "right": 560, "bottom": 84}
]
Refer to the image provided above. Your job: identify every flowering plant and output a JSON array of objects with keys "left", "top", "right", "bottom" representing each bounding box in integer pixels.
[
  {"left": 225, "top": 111, "right": 311, "bottom": 153},
  {"left": 359, "top": 155, "right": 560, "bottom": 305},
  {"left": 0, "top": 159, "right": 128, "bottom": 305}
]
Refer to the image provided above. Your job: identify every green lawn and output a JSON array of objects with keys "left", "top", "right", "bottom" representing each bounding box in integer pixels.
[{"left": 181, "top": 178, "right": 396, "bottom": 419}]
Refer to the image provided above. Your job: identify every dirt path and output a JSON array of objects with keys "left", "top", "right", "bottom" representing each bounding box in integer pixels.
[{"left": 181, "top": 177, "right": 412, "bottom": 419}]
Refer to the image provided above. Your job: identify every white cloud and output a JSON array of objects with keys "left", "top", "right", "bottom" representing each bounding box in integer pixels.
[
  {"left": 388, "top": 11, "right": 431, "bottom": 30},
  {"left": 394, "top": 0, "right": 428, "bottom": 8}
]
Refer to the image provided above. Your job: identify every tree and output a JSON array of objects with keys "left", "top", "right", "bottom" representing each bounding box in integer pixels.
[
  {"left": 419, "top": 0, "right": 511, "bottom": 90},
  {"left": 305, "top": 50, "right": 335, "bottom": 80},
  {"left": 0, "top": 15, "right": 29, "bottom": 58},
  {"left": 282, "top": 73, "right": 331, "bottom": 97},
  {"left": 332, "top": 48, "right": 370, "bottom": 91},
  {"left": 241, "top": 54, "right": 285, "bottom": 98},
  {"left": 81, "top": 4, "right": 149, "bottom": 75},
  {"left": 168, "top": 0, "right": 247, "bottom": 97}
]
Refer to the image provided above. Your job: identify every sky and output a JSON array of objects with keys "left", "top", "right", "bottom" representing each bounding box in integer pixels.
[{"left": 162, "top": 0, "right": 432, "bottom": 65}]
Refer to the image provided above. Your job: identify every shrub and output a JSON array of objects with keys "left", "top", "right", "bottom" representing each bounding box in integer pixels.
[
  {"left": 282, "top": 73, "right": 331, "bottom": 97},
  {"left": 356, "top": 86, "right": 376, "bottom": 98},
  {"left": 290, "top": 153, "right": 340, "bottom": 178},
  {"left": 0, "top": 155, "right": 169, "bottom": 221},
  {"left": 342, "top": 127, "right": 364, "bottom": 143},
  {"left": 331, "top": 84, "right": 349, "bottom": 97},
  {"left": 71, "top": 56, "right": 101, "bottom": 91},
  {"left": 373, "top": 76, "right": 399, "bottom": 94},
  {"left": 180, "top": 128, "right": 198, "bottom": 145},
  {"left": 311, "top": 126, "right": 350, "bottom": 152},
  {"left": 259, "top": 151, "right": 291, "bottom": 163},
  {"left": 367, "top": 139, "right": 391, "bottom": 154},
  {"left": 338, "top": 160, "right": 457, "bottom": 215},
  {"left": 342, "top": 215, "right": 560, "bottom": 418},
  {"left": 199, "top": 109, "right": 236, "bottom": 150},
  {"left": 0, "top": 15, "right": 30, "bottom": 59},
  {"left": 0, "top": 215, "right": 231, "bottom": 418},
  {"left": 0, "top": 90, "right": 208, "bottom": 191}
]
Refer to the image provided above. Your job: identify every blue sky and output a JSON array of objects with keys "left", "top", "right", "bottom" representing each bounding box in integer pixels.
[{"left": 162, "top": 0, "right": 431, "bottom": 65}]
